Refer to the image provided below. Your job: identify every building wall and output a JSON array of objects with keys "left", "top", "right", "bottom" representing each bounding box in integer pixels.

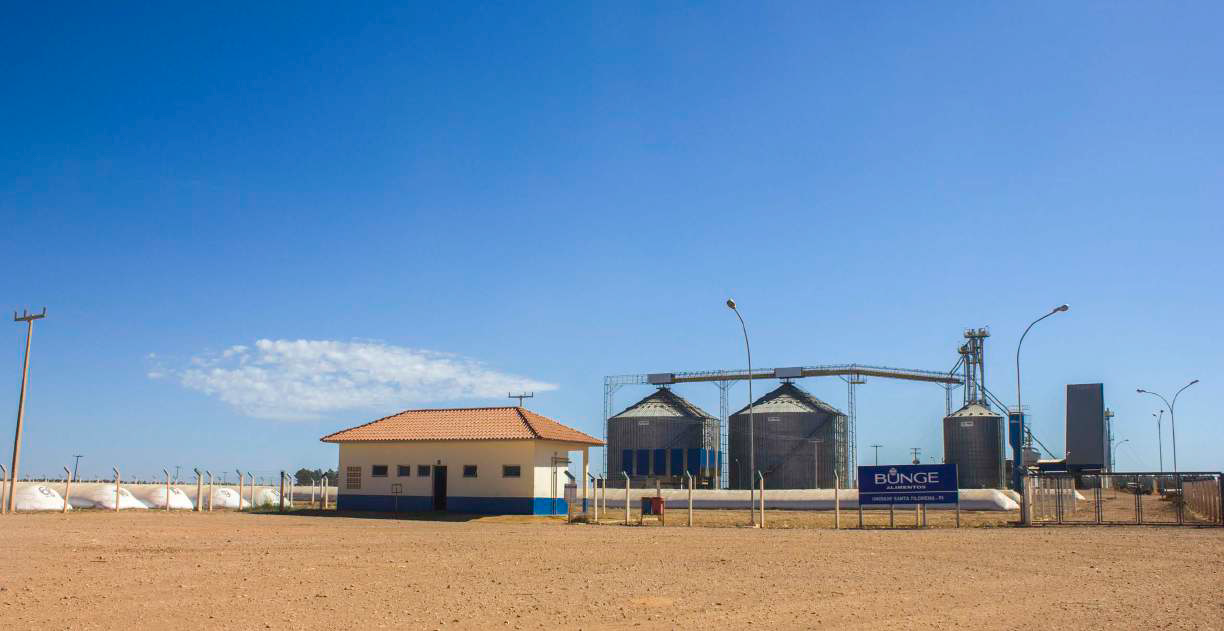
[{"left": 334, "top": 440, "right": 579, "bottom": 515}]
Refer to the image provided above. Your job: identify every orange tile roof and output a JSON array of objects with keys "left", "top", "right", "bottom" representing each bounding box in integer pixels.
[{"left": 320, "top": 406, "right": 603, "bottom": 446}]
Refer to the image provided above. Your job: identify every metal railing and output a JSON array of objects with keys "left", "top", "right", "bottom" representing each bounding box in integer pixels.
[{"left": 1024, "top": 472, "right": 1223, "bottom": 526}]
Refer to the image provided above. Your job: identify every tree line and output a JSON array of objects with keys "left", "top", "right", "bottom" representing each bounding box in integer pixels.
[{"left": 294, "top": 468, "right": 339, "bottom": 485}]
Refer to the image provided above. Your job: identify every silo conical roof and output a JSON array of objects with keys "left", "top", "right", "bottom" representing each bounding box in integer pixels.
[
  {"left": 611, "top": 387, "right": 716, "bottom": 420},
  {"left": 946, "top": 402, "right": 1002, "bottom": 419},
  {"left": 731, "top": 382, "right": 844, "bottom": 416}
]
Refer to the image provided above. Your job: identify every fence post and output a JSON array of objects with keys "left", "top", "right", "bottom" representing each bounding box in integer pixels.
[
  {"left": 1095, "top": 482, "right": 1102, "bottom": 524},
  {"left": 1055, "top": 476, "right": 1063, "bottom": 524},
  {"left": 621, "top": 472, "right": 630, "bottom": 525},
  {"left": 834, "top": 471, "right": 840, "bottom": 530},
  {"left": 1022, "top": 475, "right": 1032, "bottom": 526},
  {"left": 193, "top": 469, "right": 202, "bottom": 512},
  {"left": 163, "top": 469, "right": 171, "bottom": 512},
  {"left": 321, "top": 476, "right": 328, "bottom": 509},
  {"left": 236, "top": 470, "right": 244, "bottom": 511},
  {"left": 1176, "top": 474, "right": 1184, "bottom": 526},
  {"left": 206, "top": 471, "right": 213, "bottom": 511},
  {"left": 757, "top": 471, "right": 765, "bottom": 529},
  {"left": 685, "top": 471, "right": 693, "bottom": 527},
  {"left": 0, "top": 464, "right": 7, "bottom": 514},
  {"left": 586, "top": 473, "right": 596, "bottom": 522},
  {"left": 1218, "top": 476, "right": 1223, "bottom": 526},
  {"left": 247, "top": 471, "right": 255, "bottom": 509},
  {"left": 62, "top": 466, "right": 72, "bottom": 514},
  {"left": 889, "top": 503, "right": 894, "bottom": 528},
  {"left": 279, "top": 471, "right": 286, "bottom": 512},
  {"left": 113, "top": 467, "right": 120, "bottom": 512}
]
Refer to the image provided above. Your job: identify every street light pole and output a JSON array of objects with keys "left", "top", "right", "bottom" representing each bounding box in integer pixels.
[
  {"left": 726, "top": 298, "right": 755, "bottom": 526},
  {"left": 1111, "top": 439, "right": 1128, "bottom": 471},
  {"left": 8, "top": 308, "right": 46, "bottom": 514},
  {"left": 1138, "top": 380, "right": 1198, "bottom": 475},
  {"left": 72, "top": 455, "right": 83, "bottom": 482},
  {"left": 870, "top": 444, "right": 882, "bottom": 466},
  {"left": 1013, "top": 304, "right": 1069, "bottom": 495}
]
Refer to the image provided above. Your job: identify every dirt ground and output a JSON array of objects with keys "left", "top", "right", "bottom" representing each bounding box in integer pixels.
[{"left": 1, "top": 511, "right": 1221, "bottom": 630}]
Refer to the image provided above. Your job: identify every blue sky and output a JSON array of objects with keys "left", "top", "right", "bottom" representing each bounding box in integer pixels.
[{"left": 2, "top": 3, "right": 1220, "bottom": 481}]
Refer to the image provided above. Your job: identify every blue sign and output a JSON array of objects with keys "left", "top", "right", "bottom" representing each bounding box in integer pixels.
[{"left": 858, "top": 464, "right": 958, "bottom": 505}]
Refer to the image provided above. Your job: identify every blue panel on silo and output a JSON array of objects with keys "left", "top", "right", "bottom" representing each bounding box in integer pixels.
[
  {"left": 653, "top": 449, "right": 666, "bottom": 475},
  {"left": 670, "top": 449, "right": 683, "bottom": 475},
  {"left": 636, "top": 449, "right": 650, "bottom": 474},
  {"left": 686, "top": 448, "right": 700, "bottom": 475}
]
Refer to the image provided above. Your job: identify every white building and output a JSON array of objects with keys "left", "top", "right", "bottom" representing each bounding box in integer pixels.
[{"left": 321, "top": 406, "right": 603, "bottom": 515}]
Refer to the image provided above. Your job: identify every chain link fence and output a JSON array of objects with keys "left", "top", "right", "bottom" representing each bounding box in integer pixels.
[{"left": 1024, "top": 472, "right": 1222, "bottom": 526}]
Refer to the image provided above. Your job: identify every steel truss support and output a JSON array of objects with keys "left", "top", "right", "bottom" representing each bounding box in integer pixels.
[
  {"left": 603, "top": 361, "right": 962, "bottom": 489},
  {"left": 713, "top": 380, "right": 733, "bottom": 489}
]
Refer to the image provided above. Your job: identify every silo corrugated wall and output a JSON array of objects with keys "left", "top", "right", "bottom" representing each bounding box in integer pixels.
[
  {"left": 728, "top": 383, "right": 848, "bottom": 490},
  {"left": 606, "top": 388, "right": 720, "bottom": 489},
  {"left": 942, "top": 406, "right": 1004, "bottom": 489}
]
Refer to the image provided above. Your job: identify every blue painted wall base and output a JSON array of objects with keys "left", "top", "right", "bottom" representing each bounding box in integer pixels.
[{"left": 337, "top": 494, "right": 568, "bottom": 515}]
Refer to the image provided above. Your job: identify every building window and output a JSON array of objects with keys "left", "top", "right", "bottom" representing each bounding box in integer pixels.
[
  {"left": 397, "top": 465, "right": 411, "bottom": 477},
  {"left": 346, "top": 466, "right": 361, "bottom": 490},
  {"left": 463, "top": 465, "right": 478, "bottom": 478},
  {"left": 502, "top": 465, "right": 521, "bottom": 478},
  {"left": 371, "top": 465, "right": 388, "bottom": 477},
  {"left": 418, "top": 465, "right": 431, "bottom": 477}
]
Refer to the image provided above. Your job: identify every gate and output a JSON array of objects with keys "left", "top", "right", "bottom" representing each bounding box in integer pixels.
[{"left": 1024, "top": 472, "right": 1223, "bottom": 526}]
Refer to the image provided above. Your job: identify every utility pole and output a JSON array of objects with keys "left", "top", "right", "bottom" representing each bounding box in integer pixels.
[
  {"left": 8, "top": 308, "right": 46, "bottom": 513},
  {"left": 72, "top": 455, "right": 83, "bottom": 481},
  {"left": 174, "top": 465, "right": 181, "bottom": 484},
  {"left": 910, "top": 447, "right": 921, "bottom": 466},
  {"left": 508, "top": 392, "right": 534, "bottom": 407},
  {"left": 870, "top": 444, "right": 882, "bottom": 466}
]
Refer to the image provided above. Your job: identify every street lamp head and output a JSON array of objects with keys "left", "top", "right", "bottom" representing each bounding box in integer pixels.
[
  {"left": 1053, "top": 304, "right": 1070, "bottom": 313},
  {"left": 1188, "top": 379, "right": 1200, "bottom": 386},
  {"left": 1136, "top": 388, "right": 1146, "bottom": 394},
  {"left": 725, "top": 298, "right": 737, "bottom": 310}
]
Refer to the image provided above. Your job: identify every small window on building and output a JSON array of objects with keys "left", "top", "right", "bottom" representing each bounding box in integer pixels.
[
  {"left": 418, "top": 465, "right": 431, "bottom": 477},
  {"left": 463, "top": 465, "right": 478, "bottom": 478},
  {"left": 502, "top": 465, "right": 521, "bottom": 478},
  {"left": 397, "top": 465, "right": 411, "bottom": 477},
  {"left": 346, "top": 466, "right": 361, "bottom": 490},
  {"left": 371, "top": 465, "right": 388, "bottom": 477}
]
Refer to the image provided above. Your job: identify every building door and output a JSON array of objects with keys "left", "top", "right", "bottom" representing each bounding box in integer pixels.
[{"left": 432, "top": 465, "right": 447, "bottom": 510}]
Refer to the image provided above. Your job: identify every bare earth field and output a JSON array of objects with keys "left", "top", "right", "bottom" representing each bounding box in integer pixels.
[{"left": 1, "top": 511, "right": 1221, "bottom": 630}]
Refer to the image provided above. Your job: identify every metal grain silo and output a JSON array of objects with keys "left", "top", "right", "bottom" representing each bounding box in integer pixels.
[
  {"left": 606, "top": 388, "right": 720, "bottom": 489},
  {"left": 728, "top": 382, "right": 847, "bottom": 490},
  {"left": 942, "top": 403, "right": 1004, "bottom": 488}
]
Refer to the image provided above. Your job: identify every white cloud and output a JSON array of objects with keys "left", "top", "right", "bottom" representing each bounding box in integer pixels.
[{"left": 156, "top": 339, "right": 558, "bottom": 420}]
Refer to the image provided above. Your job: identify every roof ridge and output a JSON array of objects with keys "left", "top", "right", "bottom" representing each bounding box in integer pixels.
[{"left": 515, "top": 407, "right": 542, "bottom": 439}]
